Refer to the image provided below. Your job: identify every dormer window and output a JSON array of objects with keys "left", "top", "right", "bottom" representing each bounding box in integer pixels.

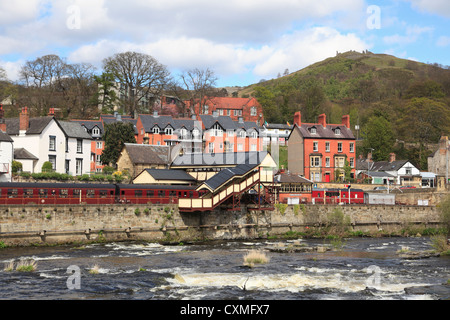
[
  {"left": 310, "top": 127, "right": 317, "bottom": 134},
  {"left": 335, "top": 128, "right": 341, "bottom": 135},
  {"left": 165, "top": 127, "right": 173, "bottom": 135},
  {"left": 92, "top": 127, "right": 100, "bottom": 136},
  {"left": 152, "top": 126, "right": 160, "bottom": 134}
]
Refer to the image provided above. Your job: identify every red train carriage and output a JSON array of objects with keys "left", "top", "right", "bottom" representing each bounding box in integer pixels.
[
  {"left": 0, "top": 182, "right": 116, "bottom": 205},
  {"left": 312, "top": 188, "right": 364, "bottom": 204},
  {"left": 115, "top": 184, "right": 205, "bottom": 205}
]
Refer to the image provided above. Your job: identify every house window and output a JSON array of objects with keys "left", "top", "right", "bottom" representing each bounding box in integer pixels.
[
  {"left": 192, "top": 128, "right": 200, "bottom": 139},
  {"left": 350, "top": 158, "right": 354, "bottom": 168},
  {"left": 96, "top": 141, "right": 103, "bottom": 149},
  {"left": 234, "top": 110, "right": 239, "bottom": 116},
  {"left": 219, "top": 109, "right": 224, "bottom": 116},
  {"left": 325, "top": 142, "right": 330, "bottom": 152},
  {"left": 152, "top": 126, "right": 160, "bottom": 134},
  {"left": 96, "top": 155, "right": 101, "bottom": 164},
  {"left": 165, "top": 127, "right": 173, "bottom": 135},
  {"left": 250, "top": 107, "right": 257, "bottom": 116},
  {"left": 336, "top": 157, "right": 345, "bottom": 168},
  {"left": 212, "top": 123, "right": 223, "bottom": 137},
  {"left": 49, "top": 136, "right": 56, "bottom": 151},
  {"left": 313, "top": 142, "right": 319, "bottom": 152},
  {"left": 310, "top": 156, "right": 320, "bottom": 167},
  {"left": 65, "top": 160, "right": 70, "bottom": 174},
  {"left": 48, "top": 155, "right": 56, "bottom": 171},
  {"left": 208, "top": 143, "right": 214, "bottom": 153},
  {"left": 350, "top": 143, "right": 354, "bottom": 153},
  {"left": 204, "top": 105, "right": 209, "bottom": 114},
  {"left": 237, "top": 144, "right": 243, "bottom": 151},
  {"left": 77, "top": 139, "right": 83, "bottom": 153},
  {"left": 337, "top": 142, "right": 343, "bottom": 153},
  {"left": 335, "top": 128, "right": 341, "bottom": 135},
  {"left": 311, "top": 127, "right": 317, "bottom": 134},
  {"left": 227, "top": 110, "right": 231, "bottom": 116},
  {"left": 326, "top": 157, "right": 330, "bottom": 167},
  {"left": 251, "top": 144, "right": 257, "bottom": 151},
  {"left": 92, "top": 127, "right": 100, "bottom": 136},
  {"left": 239, "top": 131, "right": 246, "bottom": 138},
  {"left": 251, "top": 131, "right": 258, "bottom": 139},
  {"left": 76, "top": 159, "right": 83, "bottom": 175}
]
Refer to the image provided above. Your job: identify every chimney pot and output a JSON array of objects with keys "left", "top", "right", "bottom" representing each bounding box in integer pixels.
[{"left": 20, "top": 106, "right": 30, "bottom": 132}]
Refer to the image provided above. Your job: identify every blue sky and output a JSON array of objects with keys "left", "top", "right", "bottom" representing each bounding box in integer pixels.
[{"left": 0, "top": 0, "right": 449, "bottom": 87}]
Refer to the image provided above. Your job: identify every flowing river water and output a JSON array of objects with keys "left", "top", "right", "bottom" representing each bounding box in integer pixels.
[{"left": 0, "top": 237, "right": 448, "bottom": 301}]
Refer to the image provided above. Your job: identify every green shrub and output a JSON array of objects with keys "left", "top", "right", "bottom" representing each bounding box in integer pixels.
[
  {"left": 78, "top": 174, "right": 91, "bottom": 181},
  {"left": 103, "top": 166, "right": 115, "bottom": 175},
  {"left": 41, "top": 161, "right": 54, "bottom": 172},
  {"left": 12, "top": 161, "right": 23, "bottom": 174}
]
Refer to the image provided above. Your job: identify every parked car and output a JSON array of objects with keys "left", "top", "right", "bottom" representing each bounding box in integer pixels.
[
  {"left": 373, "top": 186, "right": 388, "bottom": 191},
  {"left": 399, "top": 185, "right": 416, "bottom": 189}
]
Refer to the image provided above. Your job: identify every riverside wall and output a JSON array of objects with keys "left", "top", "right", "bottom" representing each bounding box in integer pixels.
[{"left": 0, "top": 202, "right": 443, "bottom": 246}]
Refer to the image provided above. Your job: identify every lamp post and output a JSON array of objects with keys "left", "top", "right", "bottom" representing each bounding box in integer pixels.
[{"left": 367, "top": 148, "right": 374, "bottom": 184}]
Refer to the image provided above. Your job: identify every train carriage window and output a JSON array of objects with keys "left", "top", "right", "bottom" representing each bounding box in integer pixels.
[
  {"left": 51, "top": 190, "right": 56, "bottom": 196},
  {"left": 189, "top": 191, "right": 193, "bottom": 198},
  {"left": 72, "top": 189, "right": 81, "bottom": 198},
  {"left": 99, "top": 190, "right": 108, "bottom": 198},
  {"left": 135, "top": 190, "right": 143, "bottom": 198},
  {"left": 59, "top": 189, "right": 69, "bottom": 198},
  {"left": 7, "top": 189, "right": 18, "bottom": 198},
  {"left": 87, "top": 190, "right": 95, "bottom": 198},
  {"left": 0, "top": 189, "right": 2, "bottom": 197},
  {"left": 146, "top": 190, "right": 154, "bottom": 197},
  {"left": 158, "top": 190, "right": 165, "bottom": 197},
  {"left": 39, "top": 189, "right": 48, "bottom": 198},
  {"left": 169, "top": 190, "right": 176, "bottom": 197},
  {"left": 24, "top": 189, "right": 34, "bottom": 198}
]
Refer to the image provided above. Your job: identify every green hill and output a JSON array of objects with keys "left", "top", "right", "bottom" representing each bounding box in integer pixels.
[{"left": 239, "top": 50, "right": 450, "bottom": 169}]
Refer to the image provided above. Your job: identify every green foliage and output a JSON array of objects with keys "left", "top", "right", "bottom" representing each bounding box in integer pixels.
[
  {"left": 102, "top": 166, "right": 115, "bottom": 175},
  {"left": 362, "top": 115, "right": 395, "bottom": 161},
  {"left": 437, "top": 194, "right": 450, "bottom": 236},
  {"left": 12, "top": 161, "right": 23, "bottom": 174},
  {"left": 101, "top": 122, "right": 136, "bottom": 166},
  {"left": 41, "top": 161, "right": 54, "bottom": 172}
]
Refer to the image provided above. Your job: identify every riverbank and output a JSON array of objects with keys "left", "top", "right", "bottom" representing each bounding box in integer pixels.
[{"left": 0, "top": 202, "right": 445, "bottom": 248}]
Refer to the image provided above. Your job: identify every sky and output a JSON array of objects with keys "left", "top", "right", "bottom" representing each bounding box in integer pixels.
[{"left": 0, "top": 0, "right": 449, "bottom": 88}]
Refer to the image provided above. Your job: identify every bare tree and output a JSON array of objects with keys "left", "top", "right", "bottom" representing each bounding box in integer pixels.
[
  {"left": 102, "top": 52, "right": 171, "bottom": 117},
  {"left": 60, "top": 63, "right": 98, "bottom": 119},
  {"left": 19, "top": 54, "right": 69, "bottom": 116},
  {"left": 179, "top": 67, "right": 218, "bottom": 115}
]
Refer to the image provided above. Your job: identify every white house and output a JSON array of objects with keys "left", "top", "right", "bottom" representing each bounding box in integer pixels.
[
  {"left": 369, "top": 154, "right": 421, "bottom": 186},
  {"left": 5, "top": 107, "right": 92, "bottom": 175},
  {"left": 0, "top": 131, "right": 13, "bottom": 182}
]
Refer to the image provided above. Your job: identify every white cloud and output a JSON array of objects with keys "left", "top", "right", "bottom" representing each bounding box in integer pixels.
[
  {"left": 383, "top": 24, "right": 433, "bottom": 45},
  {"left": 437, "top": 36, "right": 450, "bottom": 47},
  {"left": 68, "top": 26, "right": 370, "bottom": 82},
  {"left": 405, "top": 0, "right": 450, "bottom": 17}
]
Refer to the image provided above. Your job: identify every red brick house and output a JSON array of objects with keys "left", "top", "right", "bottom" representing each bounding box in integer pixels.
[
  {"left": 288, "top": 111, "right": 356, "bottom": 182},
  {"left": 187, "top": 97, "right": 264, "bottom": 126}
]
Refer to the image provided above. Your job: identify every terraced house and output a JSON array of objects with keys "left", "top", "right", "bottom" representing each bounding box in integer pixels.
[
  {"left": 288, "top": 111, "right": 356, "bottom": 183},
  {"left": 136, "top": 111, "right": 263, "bottom": 154}
]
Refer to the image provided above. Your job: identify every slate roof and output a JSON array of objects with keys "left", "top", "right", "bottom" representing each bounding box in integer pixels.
[
  {"left": 59, "top": 121, "right": 92, "bottom": 139},
  {"left": 5, "top": 117, "right": 54, "bottom": 135},
  {"left": 14, "top": 148, "right": 38, "bottom": 160},
  {"left": 171, "top": 151, "right": 268, "bottom": 168},
  {"left": 142, "top": 169, "right": 196, "bottom": 182},
  {"left": 124, "top": 143, "right": 171, "bottom": 165},
  {"left": 203, "top": 162, "right": 259, "bottom": 191},
  {"left": 370, "top": 160, "right": 409, "bottom": 172},
  {"left": 275, "top": 173, "right": 313, "bottom": 184},
  {"left": 0, "top": 131, "right": 13, "bottom": 142},
  {"left": 292, "top": 123, "right": 355, "bottom": 140},
  {"left": 71, "top": 120, "right": 104, "bottom": 133}
]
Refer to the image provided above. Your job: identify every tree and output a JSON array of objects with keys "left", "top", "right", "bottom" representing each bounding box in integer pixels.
[
  {"left": 178, "top": 67, "right": 217, "bottom": 115},
  {"left": 100, "top": 122, "right": 136, "bottom": 167},
  {"left": 102, "top": 52, "right": 171, "bottom": 117},
  {"left": 93, "top": 72, "right": 118, "bottom": 114},
  {"left": 361, "top": 114, "right": 395, "bottom": 161},
  {"left": 19, "top": 54, "right": 68, "bottom": 116}
]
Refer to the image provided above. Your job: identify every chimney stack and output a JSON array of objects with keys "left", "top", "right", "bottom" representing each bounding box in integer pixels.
[
  {"left": 20, "top": 107, "right": 30, "bottom": 133},
  {"left": 318, "top": 114, "right": 327, "bottom": 128},
  {"left": 294, "top": 111, "right": 301, "bottom": 127},
  {"left": 341, "top": 115, "right": 350, "bottom": 128},
  {"left": 48, "top": 107, "right": 55, "bottom": 117},
  {"left": 389, "top": 153, "right": 396, "bottom": 163}
]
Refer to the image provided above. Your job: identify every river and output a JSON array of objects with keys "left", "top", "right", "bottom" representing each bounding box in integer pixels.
[{"left": 0, "top": 237, "right": 448, "bottom": 301}]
